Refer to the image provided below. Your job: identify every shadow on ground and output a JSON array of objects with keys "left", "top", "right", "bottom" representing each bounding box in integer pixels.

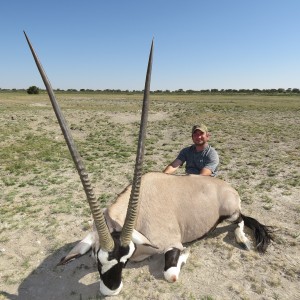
[
  {"left": 1, "top": 241, "right": 166, "bottom": 300},
  {"left": 1, "top": 242, "right": 100, "bottom": 300},
  {"left": 1, "top": 224, "right": 239, "bottom": 300}
]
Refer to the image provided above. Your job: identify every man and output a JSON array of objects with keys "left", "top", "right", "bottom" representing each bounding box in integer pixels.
[{"left": 163, "top": 124, "right": 219, "bottom": 177}]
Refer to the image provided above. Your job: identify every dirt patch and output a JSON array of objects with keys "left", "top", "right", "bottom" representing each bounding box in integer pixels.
[{"left": 0, "top": 93, "right": 299, "bottom": 300}]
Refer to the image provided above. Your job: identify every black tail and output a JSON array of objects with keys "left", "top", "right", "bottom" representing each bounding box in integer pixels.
[{"left": 241, "top": 214, "right": 273, "bottom": 253}]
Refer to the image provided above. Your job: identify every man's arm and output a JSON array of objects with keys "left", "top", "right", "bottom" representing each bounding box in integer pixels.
[
  {"left": 200, "top": 148, "right": 219, "bottom": 176},
  {"left": 199, "top": 168, "right": 213, "bottom": 176},
  {"left": 163, "top": 158, "right": 182, "bottom": 174}
]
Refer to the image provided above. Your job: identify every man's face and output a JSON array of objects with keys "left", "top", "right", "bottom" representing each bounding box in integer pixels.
[{"left": 192, "top": 129, "right": 209, "bottom": 146}]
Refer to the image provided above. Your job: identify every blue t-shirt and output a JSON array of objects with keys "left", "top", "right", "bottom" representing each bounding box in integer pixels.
[{"left": 177, "top": 145, "right": 219, "bottom": 176}]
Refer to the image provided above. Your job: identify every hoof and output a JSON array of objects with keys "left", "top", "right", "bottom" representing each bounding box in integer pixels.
[{"left": 164, "top": 268, "right": 178, "bottom": 282}]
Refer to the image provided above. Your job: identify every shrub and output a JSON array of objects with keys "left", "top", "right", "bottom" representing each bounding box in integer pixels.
[{"left": 27, "top": 86, "right": 40, "bottom": 94}]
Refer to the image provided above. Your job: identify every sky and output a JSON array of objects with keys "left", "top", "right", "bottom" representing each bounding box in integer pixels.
[{"left": 1, "top": 0, "right": 300, "bottom": 91}]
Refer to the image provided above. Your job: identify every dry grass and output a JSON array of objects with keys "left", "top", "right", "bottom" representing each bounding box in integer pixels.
[{"left": 0, "top": 92, "right": 299, "bottom": 300}]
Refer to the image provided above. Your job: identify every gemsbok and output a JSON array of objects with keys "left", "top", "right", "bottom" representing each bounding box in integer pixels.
[{"left": 24, "top": 31, "right": 273, "bottom": 296}]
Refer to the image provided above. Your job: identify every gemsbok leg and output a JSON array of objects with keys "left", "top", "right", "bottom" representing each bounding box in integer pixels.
[{"left": 163, "top": 247, "right": 190, "bottom": 282}]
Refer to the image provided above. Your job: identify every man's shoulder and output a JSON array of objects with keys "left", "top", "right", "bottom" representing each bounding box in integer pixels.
[
  {"left": 180, "top": 145, "right": 194, "bottom": 153},
  {"left": 207, "top": 145, "right": 217, "bottom": 152},
  {"left": 205, "top": 145, "right": 219, "bottom": 158},
  {"left": 177, "top": 145, "right": 194, "bottom": 160}
]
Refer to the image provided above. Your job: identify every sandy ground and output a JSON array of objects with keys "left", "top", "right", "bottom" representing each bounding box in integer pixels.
[{"left": 0, "top": 94, "right": 299, "bottom": 300}]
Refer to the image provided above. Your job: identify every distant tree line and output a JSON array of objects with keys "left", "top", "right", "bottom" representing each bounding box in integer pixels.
[{"left": 1, "top": 87, "right": 300, "bottom": 95}]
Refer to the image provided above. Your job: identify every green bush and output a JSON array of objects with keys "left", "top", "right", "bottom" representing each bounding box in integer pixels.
[{"left": 27, "top": 85, "right": 40, "bottom": 94}]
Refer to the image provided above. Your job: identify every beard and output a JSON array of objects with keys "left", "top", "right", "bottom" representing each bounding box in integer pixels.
[{"left": 194, "top": 139, "right": 205, "bottom": 145}]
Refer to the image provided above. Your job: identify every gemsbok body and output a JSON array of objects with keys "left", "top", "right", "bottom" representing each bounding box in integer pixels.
[{"left": 24, "top": 32, "right": 272, "bottom": 296}]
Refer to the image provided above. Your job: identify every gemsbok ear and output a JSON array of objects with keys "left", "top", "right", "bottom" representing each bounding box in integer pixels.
[
  {"left": 58, "top": 231, "right": 97, "bottom": 265},
  {"left": 132, "top": 230, "right": 158, "bottom": 248}
]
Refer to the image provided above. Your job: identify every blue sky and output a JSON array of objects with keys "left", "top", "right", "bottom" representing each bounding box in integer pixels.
[{"left": 1, "top": 1, "right": 300, "bottom": 91}]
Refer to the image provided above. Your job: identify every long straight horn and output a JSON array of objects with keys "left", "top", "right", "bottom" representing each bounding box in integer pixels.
[
  {"left": 121, "top": 40, "right": 154, "bottom": 247},
  {"left": 24, "top": 31, "right": 114, "bottom": 252}
]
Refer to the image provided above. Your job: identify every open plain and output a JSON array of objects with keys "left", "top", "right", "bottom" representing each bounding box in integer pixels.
[{"left": 0, "top": 92, "right": 299, "bottom": 299}]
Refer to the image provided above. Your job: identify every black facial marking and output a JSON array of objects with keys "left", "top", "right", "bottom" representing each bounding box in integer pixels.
[
  {"left": 108, "top": 232, "right": 132, "bottom": 261},
  {"left": 98, "top": 260, "right": 124, "bottom": 290},
  {"left": 97, "top": 231, "right": 135, "bottom": 291},
  {"left": 164, "top": 248, "right": 181, "bottom": 271}
]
